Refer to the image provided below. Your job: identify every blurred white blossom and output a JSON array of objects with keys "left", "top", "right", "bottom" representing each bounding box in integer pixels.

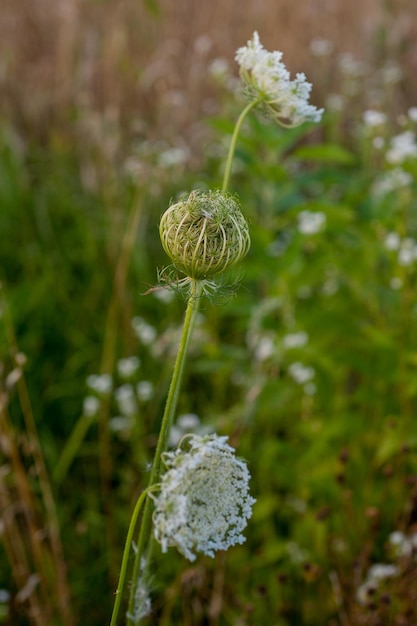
[
  {"left": 398, "top": 238, "right": 417, "bottom": 266},
  {"left": 83, "top": 395, "right": 100, "bottom": 417},
  {"left": 357, "top": 562, "right": 399, "bottom": 606},
  {"left": 115, "top": 384, "right": 138, "bottom": 417},
  {"left": 117, "top": 356, "right": 140, "bottom": 379},
  {"left": 86, "top": 373, "right": 112, "bottom": 395},
  {"left": 298, "top": 210, "right": 326, "bottom": 235},
  {"left": 309, "top": 38, "right": 334, "bottom": 57},
  {"left": 136, "top": 380, "right": 154, "bottom": 402},
  {"left": 384, "top": 232, "right": 401, "bottom": 251},
  {"left": 132, "top": 316, "right": 158, "bottom": 345},
  {"left": 282, "top": 332, "right": 308, "bottom": 349},
  {"left": 168, "top": 413, "right": 212, "bottom": 447},
  {"left": 363, "top": 110, "right": 387, "bottom": 127},
  {"left": 372, "top": 168, "right": 413, "bottom": 197},
  {"left": 408, "top": 107, "right": 417, "bottom": 122},
  {"left": 288, "top": 362, "right": 315, "bottom": 384},
  {"left": 235, "top": 32, "right": 323, "bottom": 126},
  {"left": 152, "top": 434, "right": 255, "bottom": 561},
  {"left": 386, "top": 131, "right": 417, "bottom": 165}
]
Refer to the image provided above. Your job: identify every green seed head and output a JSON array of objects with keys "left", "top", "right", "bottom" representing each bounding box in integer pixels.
[{"left": 159, "top": 190, "right": 250, "bottom": 280}]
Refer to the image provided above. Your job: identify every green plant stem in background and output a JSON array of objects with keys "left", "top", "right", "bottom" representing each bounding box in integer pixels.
[
  {"left": 125, "top": 279, "right": 203, "bottom": 624},
  {"left": 221, "top": 97, "right": 261, "bottom": 193}
]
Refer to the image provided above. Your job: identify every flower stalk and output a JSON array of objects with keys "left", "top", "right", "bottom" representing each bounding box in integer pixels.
[{"left": 126, "top": 279, "right": 203, "bottom": 624}]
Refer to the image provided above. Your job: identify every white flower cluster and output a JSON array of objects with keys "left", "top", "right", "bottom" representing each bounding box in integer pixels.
[
  {"left": 152, "top": 434, "right": 256, "bottom": 562},
  {"left": 235, "top": 32, "right": 324, "bottom": 126}
]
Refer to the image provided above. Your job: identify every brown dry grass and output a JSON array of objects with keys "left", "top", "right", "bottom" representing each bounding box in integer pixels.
[{"left": 1, "top": 0, "right": 416, "bottom": 150}]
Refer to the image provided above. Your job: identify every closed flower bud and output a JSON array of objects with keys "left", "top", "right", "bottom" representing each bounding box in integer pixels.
[{"left": 159, "top": 190, "right": 250, "bottom": 280}]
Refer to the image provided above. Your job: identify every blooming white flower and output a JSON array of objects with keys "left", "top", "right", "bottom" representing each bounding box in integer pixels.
[
  {"left": 297, "top": 210, "right": 326, "bottom": 235},
  {"left": 235, "top": 32, "right": 323, "bottom": 126},
  {"left": 152, "top": 434, "right": 255, "bottom": 562}
]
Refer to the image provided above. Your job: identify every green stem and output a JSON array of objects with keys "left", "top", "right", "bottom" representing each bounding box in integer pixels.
[
  {"left": 110, "top": 488, "right": 151, "bottom": 626},
  {"left": 221, "top": 97, "right": 262, "bottom": 193},
  {"left": 126, "top": 279, "right": 203, "bottom": 624}
]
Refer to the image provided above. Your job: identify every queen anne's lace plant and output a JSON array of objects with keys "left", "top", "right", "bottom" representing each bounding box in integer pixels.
[
  {"left": 152, "top": 434, "right": 256, "bottom": 562},
  {"left": 235, "top": 31, "right": 324, "bottom": 126}
]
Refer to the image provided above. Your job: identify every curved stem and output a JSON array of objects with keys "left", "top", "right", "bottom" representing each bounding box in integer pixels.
[
  {"left": 127, "top": 279, "right": 203, "bottom": 624},
  {"left": 110, "top": 488, "right": 152, "bottom": 626},
  {"left": 221, "top": 97, "right": 262, "bottom": 193}
]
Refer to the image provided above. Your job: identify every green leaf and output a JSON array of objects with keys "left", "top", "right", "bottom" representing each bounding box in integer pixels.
[{"left": 293, "top": 143, "right": 356, "bottom": 165}]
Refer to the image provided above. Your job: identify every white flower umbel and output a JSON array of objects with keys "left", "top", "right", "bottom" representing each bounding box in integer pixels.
[
  {"left": 152, "top": 434, "right": 256, "bottom": 562},
  {"left": 235, "top": 32, "right": 324, "bottom": 126}
]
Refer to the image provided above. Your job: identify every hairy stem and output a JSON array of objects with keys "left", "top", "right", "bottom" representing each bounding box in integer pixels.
[{"left": 126, "top": 279, "right": 203, "bottom": 624}]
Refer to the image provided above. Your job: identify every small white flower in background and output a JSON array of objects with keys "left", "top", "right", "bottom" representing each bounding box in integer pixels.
[
  {"left": 168, "top": 413, "right": 213, "bottom": 448},
  {"left": 380, "top": 61, "right": 403, "bottom": 85},
  {"left": 408, "top": 107, "right": 417, "bottom": 123},
  {"left": 338, "top": 53, "right": 366, "bottom": 78},
  {"left": 386, "top": 130, "right": 417, "bottom": 165},
  {"left": 158, "top": 146, "right": 190, "bottom": 168},
  {"left": 297, "top": 210, "right": 326, "bottom": 235},
  {"left": 152, "top": 288, "right": 175, "bottom": 304},
  {"left": 373, "top": 136, "right": 385, "bottom": 150},
  {"left": 356, "top": 562, "right": 399, "bottom": 606},
  {"left": 384, "top": 232, "right": 401, "bottom": 251},
  {"left": 309, "top": 38, "right": 334, "bottom": 57},
  {"left": 389, "top": 530, "right": 417, "bottom": 556},
  {"left": 282, "top": 331, "right": 308, "bottom": 349},
  {"left": 254, "top": 333, "right": 276, "bottom": 362},
  {"left": 288, "top": 362, "right": 315, "bottom": 384},
  {"left": 131, "top": 316, "right": 158, "bottom": 346},
  {"left": 326, "top": 93, "right": 345, "bottom": 112},
  {"left": 136, "top": 380, "right": 154, "bottom": 402},
  {"left": 235, "top": 32, "right": 324, "bottom": 126},
  {"left": 86, "top": 373, "right": 112, "bottom": 395},
  {"left": 389, "top": 276, "right": 403, "bottom": 290},
  {"left": 372, "top": 168, "right": 413, "bottom": 197},
  {"left": 117, "top": 356, "right": 140, "bottom": 379},
  {"left": 109, "top": 415, "right": 134, "bottom": 435},
  {"left": 83, "top": 395, "right": 100, "bottom": 417},
  {"left": 115, "top": 384, "right": 138, "bottom": 417},
  {"left": 398, "top": 238, "right": 417, "bottom": 266},
  {"left": 363, "top": 110, "right": 387, "bottom": 128},
  {"left": 152, "top": 434, "right": 256, "bottom": 562}
]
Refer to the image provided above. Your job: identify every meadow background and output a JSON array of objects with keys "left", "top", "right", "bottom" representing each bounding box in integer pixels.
[{"left": 1, "top": 0, "right": 417, "bottom": 624}]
